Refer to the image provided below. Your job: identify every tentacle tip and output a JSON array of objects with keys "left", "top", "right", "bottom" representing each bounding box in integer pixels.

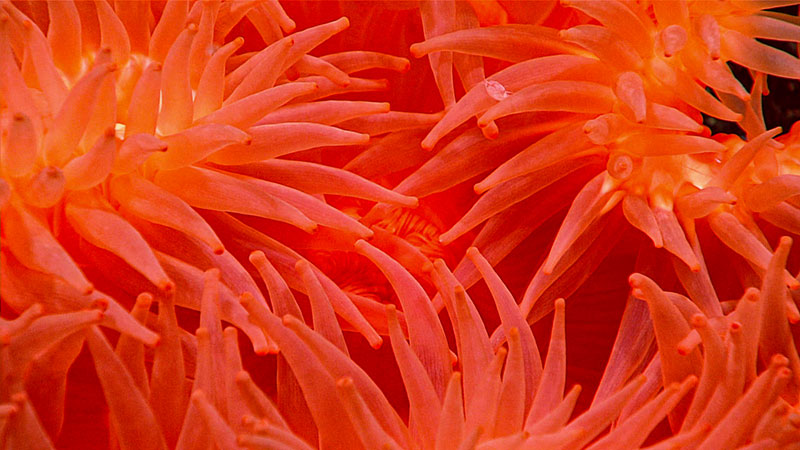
[
  {"left": 482, "top": 130, "right": 499, "bottom": 140},
  {"left": 234, "top": 371, "right": 250, "bottom": 384},
  {"left": 690, "top": 313, "right": 707, "bottom": 328},
  {"left": 10, "top": 392, "right": 28, "bottom": 404},
  {"left": 249, "top": 340, "right": 268, "bottom": 355},
  {"left": 767, "top": 126, "right": 783, "bottom": 136},
  {"left": 438, "top": 232, "right": 455, "bottom": 245},
  {"left": 213, "top": 245, "right": 225, "bottom": 255},
  {"left": 239, "top": 291, "right": 255, "bottom": 306},
  {"left": 466, "top": 247, "right": 480, "bottom": 259},
  {"left": 248, "top": 250, "right": 265, "bottom": 263},
  {"left": 369, "top": 335, "right": 383, "bottom": 350},
  {"left": 336, "top": 376, "right": 355, "bottom": 388},
  {"left": 542, "top": 259, "right": 556, "bottom": 275},
  {"left": 150, "top": 335, "right": 162, "bottom": 348},
  {"left": 355, "top": 133, "right": 370, "bottom": 145},
  {"left": 353, "top": 239, "right": 369, "bottom": 252},
  {"left": 158, "top": 279, "right": 175, "bottom": 294},
  {"left": 90, "top": 309, "right": 105, "bottom": 322},
  {"left": 771, "top": 354, "right": 790, "bottom": 367},
  {"left": 82, "top": 284, "right": 96, "bottom": 295},
  {"left": 91, "top": 297, "right": 109, "bottom": 312},
  {"left": 196, "top": 326, "right": 211, "bottom": 339},
  {"left": 244, "top": 413, "right": 263, "bottom": 428},
  {"left": 409, "top": 44, "right": 424, "bottom": 58},
  {"left": 190, "top": 389, "right": 205, "bottom": 403},
  {"left": 294, "top": 259, "right": 309, "bottom": 272}
]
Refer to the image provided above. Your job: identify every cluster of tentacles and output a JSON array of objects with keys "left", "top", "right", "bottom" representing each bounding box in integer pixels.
[{"left": 3, "top": 1, "right": 800, "bottom": 449}]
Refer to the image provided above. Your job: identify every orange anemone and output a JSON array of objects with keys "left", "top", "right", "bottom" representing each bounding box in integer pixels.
[{"left": 2, "top": 1, "right": 800, "bottom": 450}]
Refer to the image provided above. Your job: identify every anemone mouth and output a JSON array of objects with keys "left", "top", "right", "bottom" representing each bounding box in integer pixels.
[
  {"left": 306, "top": 203, "right": 456, "bottom": 305},
  {"left": 371, "top": 205, "right": 450, "bottom": 261},
  {"left": 306, "top": 250, "right": 392, "bottom": 302}
]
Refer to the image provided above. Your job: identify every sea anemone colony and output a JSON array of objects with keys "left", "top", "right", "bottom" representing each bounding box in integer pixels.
[{"left": 2, "top": 0, "right": 800, "bottom": 449}]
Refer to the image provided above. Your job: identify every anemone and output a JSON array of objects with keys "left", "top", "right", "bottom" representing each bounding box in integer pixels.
[
  {"left": 402, "top": 0, "right": 800, "bottom": 328},
  {"left": 0, "top": 0, "right": 413, "bottom": 446},
  {"left": 3, "top": 1, "right": 800, "bottom": 450}
]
